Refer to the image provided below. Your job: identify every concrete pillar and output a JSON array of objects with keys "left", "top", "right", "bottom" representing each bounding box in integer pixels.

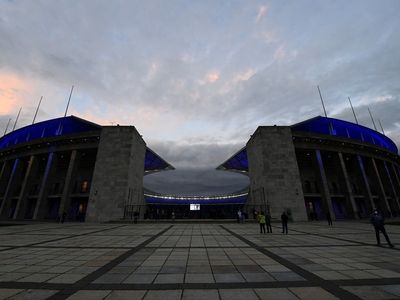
[
  {"left": 315, "top": 150, "right": 335, "bottom": 220},
  {"left": 0, "top": 160, "right": 10, "bottom": 197},
  {"left": 33, "top": 153, "right": 57, "bottom": 220},
  {"left": 338, "top": 152, "right": 359, "bottom": 219},
  {"left": 0, "top": 158, "right": 21, "bottom": 217},
  {"left": 384, "top": 161, "right": 400, "bottom": 214},
  {"left": 0, "top": 161, "right": 7, "bottom": 183},
  {"left": 371, "top": 158, "right": 392, "bottom": 216},
  {"left": 86, "top": 126, "right": 146, "bottom": 222},
  {"left": 14, "top": 155, "right": 38, "bottom": 219},
  {"left": 246, "top": 127, "right": 307, "bottom": 221},
  {"left": 58, "top": 150, "right": 79, "bottom": 217},
  {"left": 357, "top": 155, "right": 374, "bottom": 211},
  {"left": 391, "top": 163, "right": 400, "bottom": 193}
]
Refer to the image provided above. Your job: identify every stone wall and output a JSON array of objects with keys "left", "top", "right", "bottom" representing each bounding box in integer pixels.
[
  {"left": 247, "top": 126, "right": 307, "bottom": 221},
  {"left": 86, "top": 126, "right": 146, "bottom": 222}
]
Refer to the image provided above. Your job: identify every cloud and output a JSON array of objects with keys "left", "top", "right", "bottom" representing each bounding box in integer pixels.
[
  {"left": 256, "top": 5, "right": 268, "bottom": 23},
  {"left": 144, "top": 169, "right": 249, "bottom": 196},
  {"left": 0, "top": 72, "right": 32, "bottom": 114},
  {"left": 255, "top": 31, "right": 277, "bottom": 44},
  {"left": 203, "top": 71, "right": 220, "bottom": 84},
  {"left": 1, "top": 1, "right": 400, "bottom": 194}
]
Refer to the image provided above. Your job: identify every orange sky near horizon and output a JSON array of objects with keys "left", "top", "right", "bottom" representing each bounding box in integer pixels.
[{"left": 0, "top": 73, "right": 33, "bottom": 115}]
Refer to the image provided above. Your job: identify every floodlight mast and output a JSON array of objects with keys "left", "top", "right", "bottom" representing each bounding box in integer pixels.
[
  {"left": 64, "top": 85, "right": 74, "bottom": 117},
  {"left": 317, "top": 85, "right": 334, "bottom": 135},
  {"left": 317, "top": 85, "right": 328, "bottom": 118},
  {"left": 368, "top": 107, "right": 378, "bottom": 131},
  {"left": 378, "top": 119, "right": 385, "bottom": 135},
  {"left": 12, "top": 107, "right": 22, "bottom": 131},
  {"left": 32, "top": 96, "right": 43, "bottom": 124},
  {"left": 348, "top": 97, "right": 358, "bottom": 124},
  {"left": 3, "top": 118, "right": 11, "bottom": 136}
]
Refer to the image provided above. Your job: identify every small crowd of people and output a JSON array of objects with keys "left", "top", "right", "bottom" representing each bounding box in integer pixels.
[
  {"left": 249, "top": 207, "right": 395, "bottom": 248},
  {"left": 254, "top": 210, "right": 288, "bottom": 234}
]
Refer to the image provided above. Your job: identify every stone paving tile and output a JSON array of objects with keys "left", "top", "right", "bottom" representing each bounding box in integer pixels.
[
  {"left": 254, "top": 288, "right": 299, "bottom": 300},
  {"left": 143, "top": 290, "right": 182, "bottom": 300},
  {"left": 312, "top": 270, "right": 351, "bottom": 280},
  {"left": 219, "top": 288, "right": 259, "bottom": 300},
  {"left": 7, "top": 289, "right": 58, "bottom": 300},
  {"left": 289, "top": 287, "right": 339, "bottom": 300},
  {"left": 342, "top": 285, "right": 400, "bottom": 300},
  {"left": 242, "top": 272, "right": 275, "bottom": 282},
  {"left": 17, "top": 273, "right": 58, "bottom": 283},
  {"left": 47, "top": 273, "right": 87, "bottom": 283},
  {"left": 123, "top": 273, "right": 157, "bottom": 284},
  {"left": 214, "top": 273, "right": 245, "bottom": 283},
  {"left": 0, "top": 288, "right": 23, "bottom": 299},
  {"left": 0, "top": 272, "right": 30, "bottom": 282},
  {"left": 270, "top": 272, "right": 305, "bottom": 281},
  {"left": 366, "top": 269, "right": 400, "bottom": 278},
  {"left": 182, "top": 289, "right": 220, "bottom": 300},
  {"left": 185, "top": 273, "right": 215, "bottom": 283},
  {"left": 154, "top": 273, "right": 184, "bottom": 284},
  {"left": 104, "top": 290, "right": 147, "bottom": 300},
  {"left": 93, "top": 273, "right": 129, "bottom": 284},
  {"left": 0, "top": 222, "right": 400, "bottom": 300},
  {"left": 66, "top": 290, "right": 111, "bottom": 300}
]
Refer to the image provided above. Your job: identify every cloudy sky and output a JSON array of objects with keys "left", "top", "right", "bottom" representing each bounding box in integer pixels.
[{"left": 1, "top": 0, "right": 399, "bottom": 195}]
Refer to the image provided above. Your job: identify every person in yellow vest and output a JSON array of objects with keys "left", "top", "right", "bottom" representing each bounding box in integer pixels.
[{"left": 258, "top": 211, "right": 266, "bottom": 234}]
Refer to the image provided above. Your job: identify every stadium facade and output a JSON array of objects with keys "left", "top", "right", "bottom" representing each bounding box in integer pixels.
[{"left": 0, "top": 115, "right": 399, "bottom": 222}]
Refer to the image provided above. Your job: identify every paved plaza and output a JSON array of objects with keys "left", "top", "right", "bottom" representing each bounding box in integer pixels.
[{"left": 0, "top": 221, "right": 399, "bottom": 299}]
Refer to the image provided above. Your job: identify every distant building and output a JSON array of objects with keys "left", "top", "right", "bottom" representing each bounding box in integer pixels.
[{"left": 0, "top": 116, "right": 399, "bottom": 222}]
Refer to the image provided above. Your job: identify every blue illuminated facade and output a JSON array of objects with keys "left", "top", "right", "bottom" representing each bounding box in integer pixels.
[
  {"left": 144, "top": 148, "right": 174, "bottom": 173},
  {"left": 218, "top": 147, "right": 248, "bottom": 172},
  {"left": 219, "top": 116, "right": 398, "bottom": 173},
  {"left": 0, "top": 116, "right": 101, "bottom": 150},
  {"left": 2, "top": 114, "right": 399, "bottom": 221},
  {"left": 0, "top": 116, "right": 172, "bottom": 172},
  {"left": 292, "top": 116, "right": 398, "bottom": 154}
]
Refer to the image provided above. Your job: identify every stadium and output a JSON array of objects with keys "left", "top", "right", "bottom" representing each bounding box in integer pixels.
[{"left": 0, "top": 115, "right": 399, "bottom": 222}]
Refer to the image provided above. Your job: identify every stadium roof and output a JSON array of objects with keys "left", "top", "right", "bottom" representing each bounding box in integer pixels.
[
  {"left": 0, "top": 116, "right": 101, "bottom": 150},
  {"left": 0, "top": 116, "right": 173, "bottom": 172},
  {"left": 144, "top": 190, "right": 248, "bottom": 205},
  {"left": 292, "top": 116, "right": 398, "bottom": 154},
  {"left": 217, "top": 147, "right": 248, "bottom": 172},
  {"left": 218, "top": 116, "right": 398, "bottom": 172}
]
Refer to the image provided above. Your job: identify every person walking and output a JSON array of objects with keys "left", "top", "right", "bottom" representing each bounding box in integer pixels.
[
  {"left": 171, "top": 211, "right": 175, "bottom": 222},
  {"left": 265, "top": 211, "right": 272, "bottom": 233},
  {"left": 326, "top": 212, "right": 333, "bottom": 226},
  {"left": 281, "top": 211, "right": 288, "bottom": 234},
  {"left": 258, "top": 211, "right": 266, "bottom": 234},
  {"left": 237, "top": 209, "right": 242, "bottom": 223},
  {"left": 370, "top": 209, "right": 394, "bottom": 248},
  {"left": 61, "top": 211, "right": 67, "bottom": 224}
]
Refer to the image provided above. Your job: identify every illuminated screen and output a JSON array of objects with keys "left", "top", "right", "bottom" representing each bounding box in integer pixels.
[{"left": 190, "top": 204, "right": 200, "bottom": 211}]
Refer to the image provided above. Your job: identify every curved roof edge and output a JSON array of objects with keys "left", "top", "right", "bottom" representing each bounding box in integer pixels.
[
  {"left": 144, "top": 188, "right": 249, "bottom": 205},
  {"left": 0, "top": 116, "right": 101, "bottom": 150},
  {"left": 144, "top": 147, "right": 175, "bottom": 173},
  {"left": 0, "top": 115, "right": 174, "bottom": 172},
  {"left": 216, "top": 147, "right": 248, "bottom": 173},
  {"left": 291, "top": 116, "right": 398, "bottom": 154}
]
